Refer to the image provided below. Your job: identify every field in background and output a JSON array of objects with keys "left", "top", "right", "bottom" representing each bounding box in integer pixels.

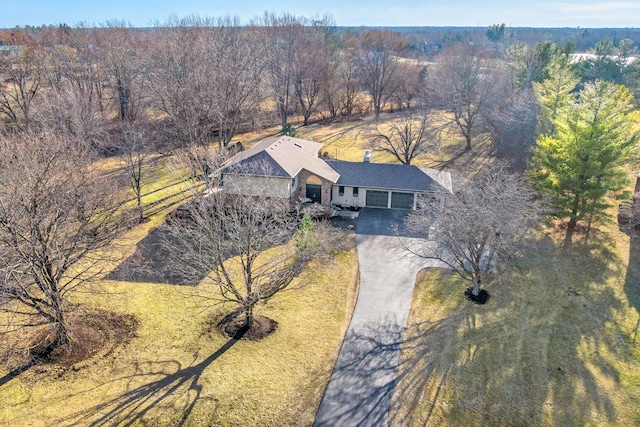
[{"left": 235, "top": 110, "right": 491, "bottom": 171}]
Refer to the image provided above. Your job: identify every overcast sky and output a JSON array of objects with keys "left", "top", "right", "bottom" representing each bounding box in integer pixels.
[{"left": 3, "top": 0, "right": 639, "bottom": 28}]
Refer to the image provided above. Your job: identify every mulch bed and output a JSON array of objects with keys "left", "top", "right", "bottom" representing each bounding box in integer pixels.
[
  {"left": 220, "top": 314, "right": 278, "bottom": 341},
  {"left": 465, "top": 287, "right": 491, "bottom": 305},
  {"left": 3, "top": 310, "right": 138, "bottom": 374}
]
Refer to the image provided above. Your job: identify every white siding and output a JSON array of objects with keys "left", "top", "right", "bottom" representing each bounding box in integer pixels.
[
  {"left": 223, "top": 175, "right": 291, "bottom": 199},
  {"left": 332, "top": 185, "right": 420, "bottom": 209},
  {"left": 331, "top": 185, "right": 365, "bottom": 208}
]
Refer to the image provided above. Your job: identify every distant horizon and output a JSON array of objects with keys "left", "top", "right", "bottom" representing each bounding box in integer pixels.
[
  {"left": 2, "top": 25, "right": 640, "bottom": 31},
  {"left": 3, "top": 1, "right": 640, "bottom": 29}
]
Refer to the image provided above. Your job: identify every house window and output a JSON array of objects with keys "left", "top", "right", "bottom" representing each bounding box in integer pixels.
[
  {"left": 353, "top": 187, "right": 359, "bottom": 197},
  {"left": 339, "top": 186, "right": 345, "bottom": 196}
]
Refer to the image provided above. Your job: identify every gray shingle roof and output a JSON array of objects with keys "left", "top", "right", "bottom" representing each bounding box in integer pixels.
[
  {"left": 218, "top": 136, "right": 339, "bottom": 182},
  {"left": 326, "top": 160, "right": 452, "bottom": 193}
]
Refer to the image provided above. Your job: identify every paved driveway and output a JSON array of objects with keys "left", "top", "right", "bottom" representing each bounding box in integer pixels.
[{"left": 314, "top": 209, "right": 438, "bottom": 426}]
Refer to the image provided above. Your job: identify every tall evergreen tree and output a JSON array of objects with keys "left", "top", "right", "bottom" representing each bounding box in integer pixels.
[
  {"left": 531, "top": 80, "right": 639, "bottom": 247},
  {"left": 533, "top": 56, "right": 580, "bottom": 136}
]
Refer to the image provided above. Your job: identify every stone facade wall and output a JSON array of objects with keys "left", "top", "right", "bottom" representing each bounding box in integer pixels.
[
  {"left": 223, "top": 174, "right": 291, "bottom": 199},
  {"left": 295, "top": 169, "right": 332, "bottom": 205}
]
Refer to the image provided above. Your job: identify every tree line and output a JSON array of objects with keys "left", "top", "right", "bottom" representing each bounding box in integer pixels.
[
  {"left": 0, "top": 15, "right": 423, "bottom": 150},
  {"left": 1, "top": 15, "right": 640, "bottom": 353},
  {"left": 1, "top": 17, "right": 638, "bottom": 158}
]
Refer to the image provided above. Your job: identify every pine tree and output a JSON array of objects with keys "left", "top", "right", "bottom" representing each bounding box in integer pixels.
[
  {"left": 531, "top": 80, "right": 639, "bottom": 247},
  {"left": 533, "top": 56, "right": 580, "bottom": 136}
]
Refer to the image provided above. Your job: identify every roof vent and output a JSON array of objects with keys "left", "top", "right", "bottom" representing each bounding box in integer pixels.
[
  {"left": 364, "top": 150, "right": 372, "bottom": 163},
  {"left": 294, "top": 143, "right": 303, "bottom": 148}
]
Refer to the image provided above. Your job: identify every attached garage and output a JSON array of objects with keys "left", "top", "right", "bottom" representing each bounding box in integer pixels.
[
  {"left": 325, "top": 160, "right": 453, "bottom": 211},
  {"left": 366, "top": 190, "right": 389, "bottom": 208},
  {"left": 391, "top": 192, "right": 415, "bottom": 209}
]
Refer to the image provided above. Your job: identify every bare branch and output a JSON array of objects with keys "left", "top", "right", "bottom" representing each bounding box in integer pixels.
[{"left": 404, "top": 161, "right": 540, "bottom": 298}]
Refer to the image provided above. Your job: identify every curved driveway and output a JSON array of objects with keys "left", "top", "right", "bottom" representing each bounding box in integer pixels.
[{"left": 314, "top": 209, "right": 438, "bottom": 426}]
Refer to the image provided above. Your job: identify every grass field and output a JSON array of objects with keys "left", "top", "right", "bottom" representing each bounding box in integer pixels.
[
  {"left": 391, "top": 223, "right": 640, "bottom": 426},
  {"left": 231, "top": 110, "right": 479, "bottom": 168},
  {"left": 0, "top": 209, "right": 358, "bottom": 426},
  {"left": 0, "top": 147, "right": 359, "bottom": 426}
]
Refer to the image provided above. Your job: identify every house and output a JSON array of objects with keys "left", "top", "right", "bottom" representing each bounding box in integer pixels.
[
  {"left": 217, "top": 135, "right": 452, "bottom": 210},
  {"left": 0, "top": 44, "right": 21, "bottom": 58}
]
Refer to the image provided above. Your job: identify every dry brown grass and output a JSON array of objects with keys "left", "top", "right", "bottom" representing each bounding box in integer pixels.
[
  {"left": 391, "top": 223, "right": 640, "bottom": 426},
  {"left": 0, "top": 207, "right": 358, "bottom": 425},
  {"left": 235, "top": 109, "right": 490, "bottom": 169},
  {"left": 0, "top": 108, "right": 495, "bottom": 426},
  {"left": 0, "top": 137, "right": 360, "bottom": 426}
]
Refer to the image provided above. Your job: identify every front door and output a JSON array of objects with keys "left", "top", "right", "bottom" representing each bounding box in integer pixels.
[{"left": 306, "top": 184, "right": 322, "bottom": 203}]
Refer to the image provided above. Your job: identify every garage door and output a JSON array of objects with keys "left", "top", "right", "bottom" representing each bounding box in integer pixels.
[
  {"left": 391, "top": 192, "right": 415, "bottom": 209},
  {"left": 366, "top": 190, "right": 388, "bottom": 208}
]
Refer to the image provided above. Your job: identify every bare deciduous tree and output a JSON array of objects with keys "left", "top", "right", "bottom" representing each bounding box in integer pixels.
[
  {"left": 389, "top": 60, "right": 424, "bottom": 111},
  {"left": 356, "top": 29, "right": 407, "bottom": 117},
  {"left": 293, "top": 17, "right": 336, "bottom": 125},
  {"left": 30, "top": 83, "right": 107, "bottom": 151},
  {"left": 485, "top": 88, "right": 539, "bottom": 172},
  {"left": 404, "top": 162, "right": 539, "bottom": 300},
  {"left": 41, "top": 27, "right": 107, "bottom": 116},
  {"left": 97, "top": 22, "right": 149, "bottom": 122},
  {"left": 0, "top": 44, "right": 43, "bottom": 129},
  {"left": 117, "top": 122, "right": 149, "bottom": 223},
  {"left": 257, "top": 12, "right": 304, "bottom": 129},
  {"left": 147, "top": 18, "right": 212, "bottom": 148},
  {"left": 371, "top": 109, "right": 441, "bottom": 165},
  {"left": 164, "top": 188, "right": 323, "bottom": 336},
  {"left": 323, "top": 47, "right": 362, "bottom": 118},
  {"left": 0, "top": 131, "right": 130, "bottom": 354},
  {"left": 169, "top": 142, "right": 229, "bottom": 191},
  {"left": 207, "top": 17, "right": 262, "bottom": 147},
  {"left": 428, "top": 43, "right": 495, "bottom": 150}
]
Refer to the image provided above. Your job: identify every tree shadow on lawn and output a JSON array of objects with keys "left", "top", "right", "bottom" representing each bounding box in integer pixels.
[
  {"left": 428, "top": 133, "right": 495, "bottom": 172},
  {"left": 106, "top": 224, "right": 206, "bottom": 285},
  {"left": 390, "top": 236, "right": 626, "bottom": 426},
  {"left": 623, "top": 233, "right": 640, "bottom": 343},
  {"left": 60, "top": 337, "right": 238, "bottom": 426}
]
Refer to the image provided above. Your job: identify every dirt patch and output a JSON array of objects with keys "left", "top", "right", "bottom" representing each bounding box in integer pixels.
[
  {"left": 219, "top": 314, "right": 278, "bottom": 341},
  {"left": 3, "top": 310, "right": 138, "bottom": 375}
]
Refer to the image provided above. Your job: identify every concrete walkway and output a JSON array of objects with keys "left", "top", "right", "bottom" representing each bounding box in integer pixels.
[{"left": 314, "top": 209, "right": 438, "bottom": 426}]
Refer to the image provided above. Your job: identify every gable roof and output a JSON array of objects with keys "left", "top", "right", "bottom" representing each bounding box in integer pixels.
[
  {"left": 219, "top": 136, "right": 339, "bottom": 183},
  {"left": 326, "top": 160, "right": 452, "bottom": 193}
]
